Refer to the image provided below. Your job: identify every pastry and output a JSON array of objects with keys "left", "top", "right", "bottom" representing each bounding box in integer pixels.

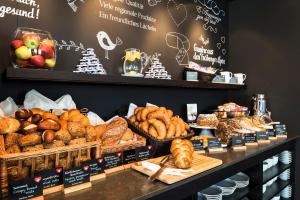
[
  {"left": 166, "top": 123, "right": 176, "bottom": 138},
  {"left": 69, "top": 138, "right": 87, "bottom": 145},
  {"left": 6, "top": 144, "right": 21, "bottom": 154},
  {"left": 102, "top": 117, "right": 127, "bottom": 145},
  {"left": 38, "top": 119, "right": 60, "bottom": 131},
  {"left": 5, "top": 132, "right": 21, "bottom": 148},
  {"left": 18, "top": 133, "right": 42, "bottom": 147},
  {"left": 43, "top": 112, "right": 59, "bottom": 121},
  {"left": 94, "top": 124, "right": 107, "bottom": 140},
  {"left": 44, "top": 140, "right": 65, "bottom": 149},
  {"left": 42, "top": 130, "right": 55, "bottom": 144},
  {"left": 22, "top": 144, "right": 44, "bottom": 152},
  {"left": 60, "top": 111, "right": 69, "bottom": 121},
  {"left": 134, "top": 107, "right": 144, "bottom": 115},
  {"left": 121, "top": 128, "right": 134, "bottom": 141},
  {"left": 129, "top": 116, "right": 136, "bottom": 124},
  {"left": 170, "top": 139, "right": 194, "bottom": 169},
  {"left": 148, "top": 119, "right": 167, "bottom": 140},
  {"left": 55, "top": 129, "right": 72, "bottom": 143},
  {"left": 147, "top": 110, "right": 171, "bottom": 127},
  {"left": 31, "top": 108, "right": 45, "bottom": 116},
  {"left": 68, "top": 122, "right": 86, "bottom": 138},
  {"left": 68, "top": 110, "right": 90, "bottom": 126},
  {"left": 139, "top": 121, "right": 149, "bottom": 132},
  {"left": 86, "top": 125, "right": 97, "bottom": 142},
  {"left": 28, "top": 114, "right": 43, "bottom": 124},
  {"left": 197, "top": 114, "right": 219, "bottom": 127},
  {"left": 60, "top": 119, "right": 68, "bottom": 130},
  {"left": 0, "top": 117, "right": 21, "bottom": 134},
  {"left": 21, "top": 121, "right": 38, "bottom": 134},
  {"left": 15, "top": 109, "right": 32, "bottom": 120},
  {"left": 148, "top": 125, "right": 158, "bottom": 138},
  {"left": 166, "top": 109, "right": 173, "bottom": 118},
  {"left": 141, "top": 106, "right": 157, "bottom": 121}
]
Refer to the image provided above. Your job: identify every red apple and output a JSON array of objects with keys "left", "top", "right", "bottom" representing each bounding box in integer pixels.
[
  {"left": 23, "top": 33, "right": 40, "bottom": 49},
  {"left": 31, "top": 55, "right": 45, "bottom": 67},
  {"left": 40, "top": 44, "right": 54, "bottom": 58},
  {"left": 11, "top": 40, "right": 24, "bottom": 49},
  {"left": 41, "top": 39, "right": 55, "bottom": 50}
]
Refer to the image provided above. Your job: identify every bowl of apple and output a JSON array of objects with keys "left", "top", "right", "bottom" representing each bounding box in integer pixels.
[{"left": 10, "top": 27, "right": 56, "bottom": 69}]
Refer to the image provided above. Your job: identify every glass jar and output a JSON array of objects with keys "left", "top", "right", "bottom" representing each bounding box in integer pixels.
[
  {"left": 123, "top": 48, "right": 144, "bottom": 77},
  {"left": 10, "top": 27, "right": 57, "bottom": 69}
]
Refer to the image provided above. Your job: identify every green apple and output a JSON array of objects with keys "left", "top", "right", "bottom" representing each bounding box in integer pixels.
[
  {"left": 15, "top": 46, "right": 32, "bottom": 60},
  {"left": 45, "top": 58, "right": 56, "bottom": 68}
]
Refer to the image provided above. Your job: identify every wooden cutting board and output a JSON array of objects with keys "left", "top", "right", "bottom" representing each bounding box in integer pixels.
[{"left": 132, "top": 153, "right": 222, "bottom": 184}]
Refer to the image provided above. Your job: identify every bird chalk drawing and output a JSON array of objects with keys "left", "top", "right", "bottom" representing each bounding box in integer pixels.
[
  {"left": 222, "top": 49, "right": 226, "bottom": 55},
  {"left": 221, "top": 36, "right": 226, "bottom": 44},
  {"left": 216, "top": 36, "right": 227, "bottom": 55},
  {"left": 148, "top": 0, "right": 161, "bottom": 7},
  {"left": 96, "top": 31, "right": 123, "bottom": 60},
  {"left": 167, "top": 0, "right": 188, "bottom": 27},
  {"left": 165, "top": 32, "right": 190, "bottom": 66},
  {"left": 217, "top": 43, "right": 222, "bottom": 49},
  {"left": 55, "top": 40, "right": 85, "bottom": 51},
  {"left": 199, "top": 35, "right": 210, "bottom": 46},
  {"left": 194, "top": 0, "right": 225, "bottom": 17},
  {"left": 67, "top": 0, "right": 85, "bottom": 12}
]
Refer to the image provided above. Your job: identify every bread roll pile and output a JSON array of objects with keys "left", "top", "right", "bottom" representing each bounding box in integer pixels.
[
  {"left": 129, "top": 106, "right": 190, "bottom": 140},
  {"left": 170, "top": 139, "right": 194, "bottom": 169}
]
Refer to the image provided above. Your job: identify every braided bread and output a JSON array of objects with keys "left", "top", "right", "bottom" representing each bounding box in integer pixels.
[{"left": 170, "top": 139, "right": 194, "bottom": 169}]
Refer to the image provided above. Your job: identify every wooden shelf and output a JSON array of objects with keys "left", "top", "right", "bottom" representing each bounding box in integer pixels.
[{"left": 5, "top": 67, "right": 246, "bottom": 89}]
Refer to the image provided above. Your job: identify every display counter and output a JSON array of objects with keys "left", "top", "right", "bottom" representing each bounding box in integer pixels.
[{"left": 44, "top": 136, "right": 299, "bottom": 200}]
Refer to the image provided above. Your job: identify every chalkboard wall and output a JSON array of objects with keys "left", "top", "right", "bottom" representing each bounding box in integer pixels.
[{"left": 0, "top": 0, "right": 229, "bottom": 119}]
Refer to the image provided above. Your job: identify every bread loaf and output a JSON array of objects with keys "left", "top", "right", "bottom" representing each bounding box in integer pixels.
[
  {"left": 0, "top": 117, "right": 20, "bottom": 134},
  {"left": 170, "top": 139, "right": 194, "bottom": 169}
]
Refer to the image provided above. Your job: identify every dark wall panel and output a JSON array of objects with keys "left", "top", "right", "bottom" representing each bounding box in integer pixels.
[{"left": 229, "top": 0, "right": 300, "bottom": 136}]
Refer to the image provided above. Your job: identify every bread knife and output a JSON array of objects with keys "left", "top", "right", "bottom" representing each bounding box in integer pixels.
[{"left": 148, "top": 155, "right": 170, "bottom": 182}]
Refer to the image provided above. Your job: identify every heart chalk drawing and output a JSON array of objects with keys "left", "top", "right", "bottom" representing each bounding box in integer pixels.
[
  {"left": 222, "top": 49, "right": 227, "bottom": 55},
  {"left": 221, "top": 36, "right": 226, "bottom": 44},
  {"left": 98, "top": 158, "right": 104, "bottom": 164},
  {"left": 56, "top": 167, "right": 63, "bottom": 174},
  {"left": 167, "top": 0, "right": 188, "bottom": 27},
  {"left": 83, "top": 165, "right": 89, "bottom": 171},
  {"left": 217, "top": 43, "right": 222, "bottom": 49},
  {"left": 34, "top": 176, "right": 42, "bottom": 183}
]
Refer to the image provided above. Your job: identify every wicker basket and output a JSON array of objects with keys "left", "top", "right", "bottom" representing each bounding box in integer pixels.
[{"left": 125, "top": 118, "right": 194, "bottom": 157}]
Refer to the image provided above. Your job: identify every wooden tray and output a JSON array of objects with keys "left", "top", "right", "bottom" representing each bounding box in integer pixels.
[{"left": 132, "top": 153, "right": 222, "bottom": 184}]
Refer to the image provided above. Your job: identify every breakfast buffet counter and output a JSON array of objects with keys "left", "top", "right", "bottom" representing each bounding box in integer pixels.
[{"left": 45, "top": 136, "right": 299, "bottom": 200}]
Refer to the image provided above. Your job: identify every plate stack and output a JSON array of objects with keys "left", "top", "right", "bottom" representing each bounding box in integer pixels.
[
  {"left": 216, "top": 179, "right": 237, "bottom": 196},
  {"left": 228, "top": 172, "right": 250, "bottom": 188},
  {"left": 279, "top": 151, "right": 292, "bottom": 164},
  {"left": 198, "top": 185, "right": 223, "bottom": 200},
  {"left": 279, "top": 169, "right": 290, "bottom": 181},
  {"left": 270, "top": 195, "right": 280, "bottom": 200},
  {"left": 280, "top": 185, "right": 292, "bottom": 198}
]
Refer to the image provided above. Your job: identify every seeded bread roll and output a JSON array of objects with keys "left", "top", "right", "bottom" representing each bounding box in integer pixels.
[
  {"left": 0, "top": 117, "right": 20, "bottom": 134},
  {"left": 18, "top": 133, "right": 42, "bottom": 147},
  {"left": 5, "top": 132, "right": 21, "bottom": 148}
]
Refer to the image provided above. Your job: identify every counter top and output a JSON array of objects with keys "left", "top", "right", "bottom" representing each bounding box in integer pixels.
[{"left": 45, "top": 137, "right": 298, "bottom": 200}]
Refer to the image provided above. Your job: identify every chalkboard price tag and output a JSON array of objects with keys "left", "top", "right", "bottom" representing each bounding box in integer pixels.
[
  {"left": 256, "top": 132, "right": 269, "bottom": 141},
  {"left": 135, "top": 146, "right": 153, "bottom": 161},
  {"left": 123, "top": 149, "right": 136, "bottom": 164},
  {"left": 208, "top": 138, "right": 222, "bottom": 149},
  {"left": 103, "top": 152, "right": 123, "bottom": 169},
  {"left": 8, "top": 175, "right": 43, "bottom": 200},
  {"left": 35, "top": 167, "right": 63, "bottom": 189},
  {"left": 274, "top": 124, "right": 287, "bottom": 135},
  {"left": 266, "top": 129, "right": 276, "bottom": 137},
  {"left": 231, "top": 136, "right": 245, "bottom": 147},
  {"left": 82, "top": 158, "right": 104, "bottom": 176},
  {"left": 244, "top": 133, "right": 257, "bottom": 143},
  {"left": 63, "top": 165, "right": 90, "bottom": 188},
  {"left": 191, "top": 139, "right": 204, "bottom": 151}
]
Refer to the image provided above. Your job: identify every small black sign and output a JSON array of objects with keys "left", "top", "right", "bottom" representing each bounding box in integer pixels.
[
  {"left": 82, "top": 159, "right": 104, "bottom": 176},
  {"left": 191, "top": 140, "right": 204, "bottom": 151},
  {"left": 274, "top": 124, "right": 287, "bottom": 135},
  {"left": 63, "top": 165, "right": 90, "bottom": 188},
  {"left": 123, "top": 149, "right": 136, "bottom": 164},
  {"left": 231, "top": 136, "right": 245, "bottom": 147},
  {"left": 135, "top": 146, "right": 153, "bottom": 161},
  {"left": 103, "top": 152, "right": 123, "bottom": 169},
  {"left": 8, "top": 176, "right": 43, "bottom": 200},
  {"left": 256, "top": 132, "right": 269, "bottom": 141},
  {"left": 208, "top": 138, "right": 222, "bottom": 149},
  {"left": 35, "top": 167, "right": 63, "bottom": 189},
  {"left": 266, "top": 129, "right": 276, "bottom": 137},
  {"left": 244, "top": 133, "right": 257, "bottom": 143}
]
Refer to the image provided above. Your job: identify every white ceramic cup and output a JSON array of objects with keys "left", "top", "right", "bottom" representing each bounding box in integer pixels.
[
  {"left": 221, "top": 71, "right": 233, "bottom": 83},
  {"left": 234, "top": 73, "right": 247, "bottom": 84}
]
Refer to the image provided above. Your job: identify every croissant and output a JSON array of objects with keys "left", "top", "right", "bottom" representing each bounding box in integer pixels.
[{"left": 170, "top": 139, "right": 194, "bottom": 169}]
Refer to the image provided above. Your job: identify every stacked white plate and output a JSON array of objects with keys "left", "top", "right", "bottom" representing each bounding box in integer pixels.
[
  {"left": 216, "top": 179, "right": 237, "bottom": 196},
  {"left": 280, "top": 185, "right": 292, "bottom": 198},
  {"left": 279, "top": 151, "right": 292, "bottom": 164},
  {"left": 228, "top": 172, "right": 250, "bottom": 188},
  {"left": 263, "top": 155, "right": 280, "bottom": 172},
  {"left": 266, "top": 176, "right": 278, "bottom": 187},
  {"left": 279, "top": 169, "right": 290, "bottom": 181},
  {"left": 199, "top": 185, "right": 223, "bottom": 200},
  {"left": 271, "top": 195, "right": 280, "bottom": 200}
]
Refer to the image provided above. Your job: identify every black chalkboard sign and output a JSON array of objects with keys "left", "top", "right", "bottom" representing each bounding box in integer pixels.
[
  {"left": 103, "top": 152, "right": 123, "bottom": 169},
  {"left": 244, "top": 133, "right": 257, "bottom": 143},
  {"left": 35, "top": 167, "right": 63, "bottom": 189},
  {"left": 256, "top": 132, "right": 269, "bottom": 141},
  {"left": 63, "top": 165, "right": 90, "bottom": 188},
  {"left": 231, "top": 136, "right": 245, "bottom": 147},
  {"left": 191, "top": 140, "right": 204, "bottom": 151},
  {"left": 82, "top": 158, "right": 105, "bottom": 176},
  {"left": 274, "top": 124, "right": 287, "bottom": 135},
  {"left": 266, "top": 129, "right": 276, "bottom": 137},
  {"left": 8, "top": 176, "right": 43, "bottom": 200},
  {"left": 135, "top": 145, "right": 153, "bottom": 161},
  {"left": 0, "top": 0, "right": 228, "bottom": 79},
  {"left": 208, "top": 138, "right": 221, "bottom": 149},
  {"left": 123, "top": 149, "right": 136, "bottom": 164}
]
